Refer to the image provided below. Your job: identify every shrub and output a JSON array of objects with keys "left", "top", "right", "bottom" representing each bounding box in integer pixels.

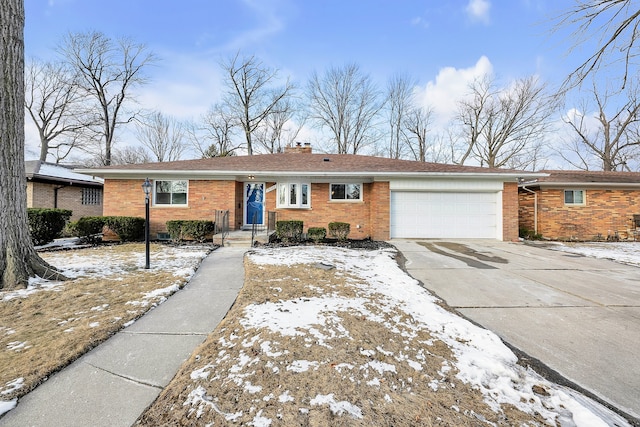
[
  {"left": 307, "top": 227, "right": 326, "bottom": 243},
  {"left": 104, "top": 216, "right": 145, "bottom": 242},
  {"left": 166, "top": 220, "right": 215, "bottom": 243},
  {"left": 276, "top": 220, "right": 304, "bottom": 243},
  {"left": 27, "top": 208, "right": 73, "bottom": 246},
  {"left": 328, "top": 222, "right": 350, "bottom": 241},
  {"left": 519, "top": 226, "right": 542, "bottom": 241},
  {"left": 70, "top": 216, "right": 107, "bottom": 244}
]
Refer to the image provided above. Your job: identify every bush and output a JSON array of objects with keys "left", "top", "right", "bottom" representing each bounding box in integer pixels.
[
  {"left": 104, "top": 216, "right": 145, "bottom": 242},
  {"left": 70, "top": 216, "right": 107, "bottom": 243},
  {"left": 519, "top": 226, "right": 542, "bottom": 240},
  {"left": 307, "top": 227, "right": 326, "bottom": 243},
  {"left": 276, "top": 220, "right": 304, "bottom": 243},
  {"left": 328, "top": 222, "right": 350, "bottom": 241},
  {"left": 166, "top": 220, "right": 215, "bottom": 243},
  {"left": 27, "top": 208, "right": 73, "bottom": 246}
]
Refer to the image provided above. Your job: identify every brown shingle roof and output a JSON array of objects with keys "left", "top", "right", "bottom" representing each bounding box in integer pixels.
[
  {"left": 529, "top": 170, "right": 640, "bottom": 185},
  {"left": 80, "top": 153, "right": 532, "bottom": 176}
]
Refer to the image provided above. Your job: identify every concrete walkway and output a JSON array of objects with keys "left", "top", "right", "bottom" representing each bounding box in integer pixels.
[
  {"left": 392, "top": 239, "right": 640, "bottom": 423},
  {"left": 0, "top": 247, "right": 247, "bottom": 427}
]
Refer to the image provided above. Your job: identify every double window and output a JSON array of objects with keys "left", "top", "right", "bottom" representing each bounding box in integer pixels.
[
  {"left": 277, "top": 182, "right": 310, "bottom": 208},
  {"left": 564, "top": 189, "right": 585, "bottom": 205},
  {"left": 154, "top": 180, "right": 188, "bottom": 206},
  {"left": 330, "top": 183, "right": 362, "bottom": 201}
]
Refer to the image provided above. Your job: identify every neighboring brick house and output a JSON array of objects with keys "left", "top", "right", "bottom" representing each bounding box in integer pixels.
[
  {"left": 78, "top": 145, "right": 540, "bottom": 241},
  {"left": 518, "top": 170, "right": 640, "bottom": 240},
  {"left": 25, "top": 160, "right": 104, "bottom": 221}
]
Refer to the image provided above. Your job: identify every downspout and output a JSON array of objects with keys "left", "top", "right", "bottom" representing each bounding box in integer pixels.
[
  {"left": 53, "top": 184, "right": 68, "bottom": 209},
  {"left": 520, "top": 185, "right": 538, "bottom": 235}
]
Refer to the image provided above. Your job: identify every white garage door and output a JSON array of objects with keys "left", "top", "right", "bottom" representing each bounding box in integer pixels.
[{"left": 390, "top": 191, "right": 498, "bottom": 239}]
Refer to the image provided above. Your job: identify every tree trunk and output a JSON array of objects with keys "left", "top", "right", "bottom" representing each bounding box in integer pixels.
[{"left": 0, "top": 0, "right": 65, "bottom": 290}]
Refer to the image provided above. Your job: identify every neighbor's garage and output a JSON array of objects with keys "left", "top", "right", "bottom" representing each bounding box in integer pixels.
[{"left": 389, "top": 187, "right": 501, "bottom": 239}]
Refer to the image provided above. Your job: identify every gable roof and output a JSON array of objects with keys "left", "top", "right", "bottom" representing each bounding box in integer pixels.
[
  {"left": 520, "top": 170, "right": 640, "bottom": 188},
  {"left": 77, "top": 153, "right": 543, "bottom": 181},
  {"left": 26, "top": 160, "right": 104, "bottom": 187}
]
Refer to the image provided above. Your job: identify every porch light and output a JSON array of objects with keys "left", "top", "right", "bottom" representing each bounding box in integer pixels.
[{"left": 142, "top": 178, "right": 152, "bottom": 269}]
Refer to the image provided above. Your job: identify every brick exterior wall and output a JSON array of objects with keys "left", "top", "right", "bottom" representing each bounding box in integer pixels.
[
  {"left": 502, "top": 182, "right": 519, "bottom": 241},
  {"left": 104, "top": 179, "right": 239, "bottom": 237},
  {"left": 263, "top": 182, "right": 390, "bottom": 240},
  {"left": 518, "top": 187, "right": 640, "bottom": 240},
  {"left": 102, "top": 177, "right": 519, "bottom": 242},
  {"left": 27, "top": 181, "right": 103, "bottom": 220}
]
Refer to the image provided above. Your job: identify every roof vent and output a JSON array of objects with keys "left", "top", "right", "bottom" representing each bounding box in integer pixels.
[{"left": 323, "top": 157, "right": 330, "bottom": 162}]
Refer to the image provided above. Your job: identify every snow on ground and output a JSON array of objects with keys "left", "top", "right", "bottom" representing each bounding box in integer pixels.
[
  {"left": 220, "top": 246, "right": 632, "bottom": 427},
  {"left": 1, "top": 244, "right": 210, "bottom": 302},
  {"left": 0, "top": 244, "right": 210, "bottom": 417},
  {"left": 545, "top": 241, "right": 640, "bottom": 267}
]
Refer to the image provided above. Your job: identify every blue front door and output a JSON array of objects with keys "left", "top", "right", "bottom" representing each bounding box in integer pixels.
[{"left": 244, "top": 182, "right": 264, "bottom": 227}]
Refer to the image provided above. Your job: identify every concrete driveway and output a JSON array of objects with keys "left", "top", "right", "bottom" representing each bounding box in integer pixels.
[{"left": 392, "top": 239, "right": 640, "bottom": 422}]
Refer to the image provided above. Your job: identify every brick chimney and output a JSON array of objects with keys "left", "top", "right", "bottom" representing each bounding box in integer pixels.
[{"left": 284, "top": 142, "right": 312, "bottom": 154}]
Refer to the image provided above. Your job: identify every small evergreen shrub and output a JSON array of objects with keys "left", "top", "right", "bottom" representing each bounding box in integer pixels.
[
  {"left": 276, "top": 220, "right": 304, "bottom": 243},
  {"left": 328, "top": 222, "right": 350, "bottom": 241},
  {"left": 104, "top": 216, "right": 145, "bottom": 242},
  {"left": 71, "top": 216, "right": 107, "bottom": 243},
  {"left": 27, "top": 208, "right": 73, "bottom": 245},
  {"left": 166, "top": 220, "right": 215, "bottom": 243},
  {"left": 307, "top": 227, "right": 326, "bottom": 243}
]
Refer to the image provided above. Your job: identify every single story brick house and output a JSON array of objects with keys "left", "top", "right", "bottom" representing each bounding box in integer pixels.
[
  {"left": 26, "top": 160, "right": 104, "bottom": 221},
  {"left": 78, "top": 145, "right": 541, "bottom": 241},
  {"left": 518, "top": 170, "right": 640, "bottom": 240}
]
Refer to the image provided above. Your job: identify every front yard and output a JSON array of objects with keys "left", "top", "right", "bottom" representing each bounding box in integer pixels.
[{"left": 0, "top": 242, "right": 634, "bottom": 426}]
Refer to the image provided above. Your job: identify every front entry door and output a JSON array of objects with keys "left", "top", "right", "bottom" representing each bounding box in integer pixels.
[{"left": 244, "top": 182, "right": 265, "bottom": 228}]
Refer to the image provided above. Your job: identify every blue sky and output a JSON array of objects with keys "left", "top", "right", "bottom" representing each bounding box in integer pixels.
[{"left": 23, "top": 0, "right": 594, "bottom": 161}]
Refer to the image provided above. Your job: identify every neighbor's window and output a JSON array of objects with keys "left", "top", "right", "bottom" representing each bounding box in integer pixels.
[
  {"left": 330, "top": 183, "right": 361, "bottom": 201},
  {"left": 154, "top": 180, "right": 188, "bottom": 206},
  {"left": 277, "top": 182, "right": 310, "bottom": 208},
  {"left": 81, "top": 187, "right": 102, "bottom": 205},
  {"left": 564, "top": 189, "right": 585, "bottom": 205}
]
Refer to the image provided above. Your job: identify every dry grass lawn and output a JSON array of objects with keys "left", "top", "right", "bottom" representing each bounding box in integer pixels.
[
  {"left": 135, "top": 253, "right": 552, "bottom": 426},
  {"left": 0, "top": 243, "right": 209, "bottom": 402}
]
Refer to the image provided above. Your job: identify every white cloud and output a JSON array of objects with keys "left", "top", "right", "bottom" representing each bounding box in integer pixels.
[
  {"left": 465, "top": 0, "right": 491, "bottom": 24},
  {"left": 414, "top": 56, "right": 494, "bottom": 127}
]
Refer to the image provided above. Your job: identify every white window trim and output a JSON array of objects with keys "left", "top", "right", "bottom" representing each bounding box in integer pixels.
[
  {"left": 564, "top": 189, "right": 586, "bottom": 206},
  {"left": 330, "top": 183, "right": 363, "bottom": 202},
  {"left": 153, "top": 179, "right": 189, "bottom": 207},
  {"left": 276, "top": 182, "right": 311, "bottom": 209}
]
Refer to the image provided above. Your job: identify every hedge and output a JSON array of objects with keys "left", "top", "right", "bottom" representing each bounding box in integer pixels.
[
  {"left": 328, "top": 222, "right": 350, "bottom": 241},
  {"left": 307, "top": 227, "right": 326, "bottom": 243},
  {"left": 104, "top": 216, "right": 145, "bottom": 242},
  {"left": 69, "top": 216, "right": 107, "bottom": 243},
  {"left": 27, "top": 208, "right": 72, "bottom": 246},
  {"left": 166, "top": 220, "right": 215, "bottom": 243},
  {"left": 276, "top": 220, "right": 304, "bottom": 243}
]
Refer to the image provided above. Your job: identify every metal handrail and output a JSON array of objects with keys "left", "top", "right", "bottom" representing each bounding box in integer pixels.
[{"left": 215, "top": 210, "right": 229, "bottom": 246}]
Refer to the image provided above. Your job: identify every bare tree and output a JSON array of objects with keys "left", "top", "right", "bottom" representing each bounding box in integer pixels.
[
  {"left": 59, "top": 31, "right": 156, "bottom": 165},
  {"left": 135, "top": 111, "right": 185, "bottom": 162},
  {"left": 1, "top": 0, "right": 64, "bottom": 290},
  {"left": 254, "top": 97, "right": 306, "bottom": 153},
  {"left": 561, "top": 81, "right": 640, "bottom": 171},
  {"left": 454, "top": 75, "right": 554, "bottom": 169},
  {"left": 386, "top": 73, "right": 415, "bottom": 159},
  {"left": 307, "top": 63, "right": 383, "bottom": 154},
  {"left": 186, "top": 103, "right": 240, "bottom": 158},
  {"left": 221, "top": 53, "right": 294, "bottom": 155},
  {"left": 403, "top": 105, "right": 434, "bottom": 162},
  {"left": 111, "top": 146, "right": 153, "bottom": 165},
  {"left": 24, "top": 58, "right": 89, "bottom": 162},
  {"left": 556, "top": 0, "right": 640, "bottom": 91}
]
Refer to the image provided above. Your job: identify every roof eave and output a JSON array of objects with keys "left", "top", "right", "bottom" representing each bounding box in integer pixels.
[{"left": 78, "top": 169, "right": 546, "bottom": 181}]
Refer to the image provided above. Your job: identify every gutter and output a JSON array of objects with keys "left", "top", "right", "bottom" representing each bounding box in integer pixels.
[{"left": 520, "top": 185, "right": 538, "bottom": 235}]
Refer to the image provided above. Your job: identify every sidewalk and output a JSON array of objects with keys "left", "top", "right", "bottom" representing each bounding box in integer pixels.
[{"left": 0, "top": 246, "right": 247, "bottom": 427}]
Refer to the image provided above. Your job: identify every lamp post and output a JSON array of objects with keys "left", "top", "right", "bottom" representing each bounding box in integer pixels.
[{"left": 142, "top": 178, "right": 152, "bottom": 269}]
